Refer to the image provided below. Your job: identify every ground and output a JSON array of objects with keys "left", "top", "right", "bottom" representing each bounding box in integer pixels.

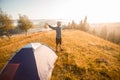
[{"left": 0, "top": 30, "right": 120, "bottom": 80}]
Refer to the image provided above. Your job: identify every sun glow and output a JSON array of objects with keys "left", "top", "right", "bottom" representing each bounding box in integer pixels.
[
  {"left": 53, "top": 0, "right": 120, "bottom": 23},
  {"left": 0, "top": 0, "right": 120, "bottom": 23}
]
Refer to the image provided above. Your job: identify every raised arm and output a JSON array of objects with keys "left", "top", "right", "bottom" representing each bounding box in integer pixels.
[{"left": 48, "top": 25, "right": 57, "bottom": 30}]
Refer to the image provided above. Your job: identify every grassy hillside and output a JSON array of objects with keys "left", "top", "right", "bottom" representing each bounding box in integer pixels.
[{"left": 0, "top": 30, "right": 120, "bottom": 80}]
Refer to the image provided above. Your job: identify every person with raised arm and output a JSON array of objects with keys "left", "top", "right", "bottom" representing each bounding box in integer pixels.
[{"left": 45, "top": 21, "right": 63, "bottom": 52}]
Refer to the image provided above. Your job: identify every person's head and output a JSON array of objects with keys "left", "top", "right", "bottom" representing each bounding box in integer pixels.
[{"left": 57, "top": 21, "right": 61, "bottom": 27}]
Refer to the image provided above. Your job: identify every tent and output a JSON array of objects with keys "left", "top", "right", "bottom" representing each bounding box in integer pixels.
[{"left": 0, "top": 43, "right": 58, "bottom": 80}]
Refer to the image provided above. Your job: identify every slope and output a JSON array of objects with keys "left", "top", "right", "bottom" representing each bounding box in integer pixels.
[{"left": 0, "top": 30, "right": 120, "bottom": 80}]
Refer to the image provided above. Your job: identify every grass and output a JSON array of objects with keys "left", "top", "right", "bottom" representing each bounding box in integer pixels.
[{"left": 0, "top": 30, "right": 120, "bottom": 80}]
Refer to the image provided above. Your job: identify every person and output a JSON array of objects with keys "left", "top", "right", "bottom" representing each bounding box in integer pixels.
[{"left": 46, "top": 21, "right": 63, "bottom": 52}]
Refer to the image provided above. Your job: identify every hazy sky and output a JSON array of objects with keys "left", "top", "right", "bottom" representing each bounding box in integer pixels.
[{"left": 0, "top": 0, "right": 120, "bottom": 23}]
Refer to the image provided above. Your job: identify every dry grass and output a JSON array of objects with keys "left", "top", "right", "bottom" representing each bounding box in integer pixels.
[{"left": 0, "top": 30, "right": 120, "bottom": 80}]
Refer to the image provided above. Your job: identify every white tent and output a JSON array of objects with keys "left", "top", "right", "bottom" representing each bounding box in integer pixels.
[{"left": 0, "top": 43, "right": 58, "bottom": 80}]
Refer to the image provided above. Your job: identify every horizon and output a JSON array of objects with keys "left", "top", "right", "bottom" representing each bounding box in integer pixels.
[
  {"left": 0, "top": 0, "right": 120, "bottom": 23},
  {"left": 12, "top": 18, "right": 120, "bottom": 24}
]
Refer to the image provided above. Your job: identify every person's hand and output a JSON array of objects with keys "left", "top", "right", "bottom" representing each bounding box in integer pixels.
[{"left": 44, "top": 23, "right": 48, "bottom": 29}]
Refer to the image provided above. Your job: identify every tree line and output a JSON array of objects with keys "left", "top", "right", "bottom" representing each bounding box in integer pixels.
[
  {"left": 64, "top": 17, "right": 120, "bottom": 45},
  {"left": 0, "top": 9, "right": 33, "bottom": 38},
  {"left": 91, "top": 26, "right": 120, "bottom": 45},
  {"left": 64, "top": 16, "right": 90, "bottom": 32}
]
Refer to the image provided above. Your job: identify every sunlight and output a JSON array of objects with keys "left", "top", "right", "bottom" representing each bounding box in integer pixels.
[
  {"left": 0, "top": 0, "right": 120, "bottom": 23},
  {"left": 50, "top": 0, "right": 120, "bottom": 23}
]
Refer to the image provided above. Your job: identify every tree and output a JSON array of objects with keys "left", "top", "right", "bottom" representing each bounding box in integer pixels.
[
  {"left": 101, "top": 26, "right": 107, "bottom": 40},
  {"left": 68, "top": 22, "right": 71, "bottom": 29},
  {"left": 108, "top": 31, "right": 115, "bottom": 42},
  {"left": 92, "top": 28, "right": 96, "bottom": 35},
  {"left": 71, "top": 20, "right": 74, "bottom": 29},
  {"left": 79, "top": 20, "right": 83, "bottom": 30},
  {"left": 71, "top": 20, "right": 76, "bottom": 29},
  {"left": 83, "top": 16, "right": 89, "bottom": 32},
  {"left": 18, "top": 15, "right": 33, "bottom": 35},
  {"left": 65, "top": 22, "right": 71, "bottom": 29},
  {"left": 0, "top": 9, "right": 14, "bottom": 38}
]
